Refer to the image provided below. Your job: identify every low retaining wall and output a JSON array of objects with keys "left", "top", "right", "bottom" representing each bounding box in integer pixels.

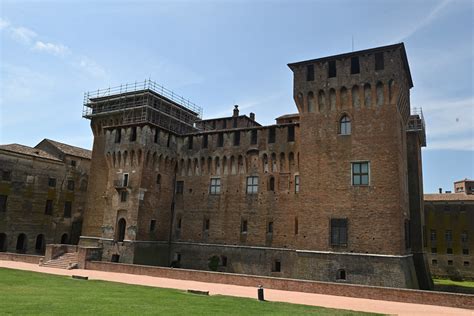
[
  {"left": 0, "top": 252, "right": 43, "bottom": 264},
  {"left": 85, "top": 261, "right": 473, "bottom": 310}
]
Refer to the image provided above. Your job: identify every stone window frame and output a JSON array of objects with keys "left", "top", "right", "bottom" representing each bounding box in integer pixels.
[
  {"left": 330, "top": 218, "right": 348, "bottom": 247},
  {"left": 209, "top": 178, "right": 221, "bottom": 195},
  {"left": 176, "top": 181, "right": 184, "bottom": 194},
  {"left": 351, "top": 161, "right": 370, "bottom": 186},
  {"left": 338, "top": 114, "right": 352, "bottom": 136},
  {"left": 246, "top": 176, "right": 259, "bottom": 194}
]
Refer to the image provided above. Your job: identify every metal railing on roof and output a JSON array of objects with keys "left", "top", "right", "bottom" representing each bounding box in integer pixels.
[
  {"left": 83, "top": 79, "right": 203, "bottom": 118},
  {"left": 407, "top": 107, "right": 425, "bottom": 131}
]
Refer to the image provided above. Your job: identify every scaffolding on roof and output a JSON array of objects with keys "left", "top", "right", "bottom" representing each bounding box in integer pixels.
[
  {"left": 407, "top": 107, "right": 426, "bottom": 147},
  {"left": 82, "top": 79, "right": 203, "bottom": 135}
]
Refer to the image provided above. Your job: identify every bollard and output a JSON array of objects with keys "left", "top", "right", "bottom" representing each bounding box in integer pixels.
[{"left": 257, "top": 285, "right": 264, "bottom": 301}]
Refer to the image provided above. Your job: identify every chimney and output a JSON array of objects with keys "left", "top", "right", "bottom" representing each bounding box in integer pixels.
[
  {"left": 233, "top": 105, "right": 239, "bottom": 117},
  {"left": 249, "top": 112, "right": 255, "bottom": 121},
  {"left": 439, "top": 188, "right": 442, "bottom": 194}
]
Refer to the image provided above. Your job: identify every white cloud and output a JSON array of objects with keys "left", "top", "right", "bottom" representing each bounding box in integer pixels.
[
  {"left": 10, "top": 26, "right": 37, "bottom": 44},
  {"left": 77, "top": 57, "right": 107, "bottom": 78},
  {"left": 425, "top": 138, "right": 474, "bottom": 151},
  {"left": 33, "top": 41, "right": 70, "bottom": 56},
  {"left": 393, "top": 0, "right": 451, "bottom": 42},
  {"left": 0, "top": 18, "right": 10, "bottom": 30}
]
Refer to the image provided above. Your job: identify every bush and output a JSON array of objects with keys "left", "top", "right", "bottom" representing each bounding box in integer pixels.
[{"left": 208, "top": 255, "right": 219, "bottom": 271}]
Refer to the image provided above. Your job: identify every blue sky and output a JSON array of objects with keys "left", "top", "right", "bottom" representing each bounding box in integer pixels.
[{"left": 0, "top": 0, "right": 472, "bottom": 193}]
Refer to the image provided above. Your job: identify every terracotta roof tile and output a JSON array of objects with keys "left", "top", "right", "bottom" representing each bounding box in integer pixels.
[
  {"left": 0, "top": 144, "right": 62, "bottom": 162},
  {"left": 42, "top": 139, "right": 92, "bottom": 159},
  {"left": 424, "top": 193, "right": 474, "bottom": 201}
]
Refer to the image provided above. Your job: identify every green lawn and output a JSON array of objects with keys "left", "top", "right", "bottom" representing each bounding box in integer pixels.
[
  {"left": 0, "top": 268, "right": 376, "bottom": 315},
  {"left": 433, "top": 278, "right": 474, "bottom": 288}
]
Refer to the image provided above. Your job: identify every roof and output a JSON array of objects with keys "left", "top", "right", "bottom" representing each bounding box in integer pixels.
[
  {"left": 424, "top": 193, "right": 474, "bottom": 202},
  {"left": 0, "top": 144, "right": 62, "bottom": 162},
  {"left": 276, "top": 113, "right": 300, "bottom": 120},
  {"left": 287, "top": 43, "right": 413, "bottom": 88},
  {"left": 454, "top": 178, "right": 474, "bottom": 183},
  {"left": 38, "top": 139, "right": 92, "bottom": 159}
]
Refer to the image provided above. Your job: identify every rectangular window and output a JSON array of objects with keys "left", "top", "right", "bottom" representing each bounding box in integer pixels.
[
  {"left": 0, "top": 195, "right": 7, "bottom": 212},
  {"left": 176, "top": 181, "right": 184, "bottom": 194},
  {"left": 432, "top": 259, "right": 437, "bottom": 265},
  {"left": 287, "top": 125, "right": 295, "bottom": 142},
  {"left": 246, "top": 176, "right": 259, "bottom": 194},
  {"left": 273, "top": 260, "right": 281, "bottom": 272},
  {"left": 267, "top": 221, "right": 273, "bottom": 234},
  {"left": 120, "top": 191, "right": 128, "bottom": 202},
  {"left": 463, "top": 248, "right": 469, "bottom": 255},
  {"left": 430, "top": 229, "right": 437, "bottom": 241},
  {"left": 204, "top": 219, "right": 210, "bottom": 231},
  {"left": 233, "top": 131, "right": 240, "bottom": 146},
  {"left": 177, "top": 217, "right": 182, "bottom": 229},
  {"left": 306, "top": 64, "right": 314, "bottom": 81},
  {"left": 330, "top": 218, "right": 348, "bottom": 246},
  {"left": 431, "top": 247, "right": 437, "bottom": 254},
  {"left": 63, "top": 201, "right": 72, "bottom": 218},
  {"left": 241, "top": 219, "right": 248, "bottom": 233},
  {"left": 115, "top": 128, "right": 121, "bottom": 143},
  {"left": 268, "top": 127, "right": 276, "bottom": 144},
  {"left": 461, "top": 231, "right": 468, "bottom": 243},
  {"left": 70, "top": 160, "right": 77, "bottom": 167},
  {"left": 445, "top": 230, "right": 452, "bottom": 242},
  {"left": 202, "top": 134, "right": 208, "bottom": 148},
  {"left": 130, "top": 126, "right": 137, "bottom": 141},
  {"left": 2, "top": 171, "right": 11, "bottom": 181},
  {"left": 350, "top": 57, "right": 360, "bottom": 74},
  {"left": 447, "top": 248, "right": 453, "bottom": 254},
  {"left": 375, "top": 52, "right": 384, "bottom": 71},
  {"left": 352, "top": 162, "right": 369, "bottom": 185},
  {"left": 294, "top": 217, "right": 298, "bottom": 235},
  {"left": 447, "top": 260, "right": 453, "bottom": 266},
  {"left": 217, "top": 133, "right": 224, "bottom": 147},
  {"left": 45, "top": 200, "right": 53, "bottom": 215},
  {"left": 251, "top": 130, "right": 258, "bottom": 145},
  {"left": 154, "top": 129, "right": 159, "bottom": 143},
  {"left": 464, "top": 261, "right": 470, "bottom": 267},
  {"left": 48, "top": 177, "right": 56, "bottom": 187},
  {"left": 295, "top": 175, "right": 300, "bottom": 193},
  {"left": 67, "top": 180, "right": 75, "bottom": 191},
  {"left": 209, "top": 178, "right": 221, "bottom": 195},
  {"left": 188, "top": 136, "right": 193, "bottom": 149},
  {"left": 167, "top": 134, "right": 171, "bottom": 147},
  {"left": 150, "top": 220, "right": 156, "bottom": 232},
  {"left": 221, "top": 256, "right": 228, "bottom": 267},
  {"left": 123, "top": 173, "right": 129, "bottom": 187},
  {"left": 328, "top": 60, "right": 336, "bottom": 78}
]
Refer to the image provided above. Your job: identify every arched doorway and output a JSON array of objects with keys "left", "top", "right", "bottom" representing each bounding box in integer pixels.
[
  {"left": 16, "top": 234, "right": 27, "bottom": 253},
  {"left": 60, "top": 233, "right": 69, "bottom": 244},
  {"left": 0, "top": 233, "right": 7, "bottom": 252},
  {"left": 35, "top": 234, "right": 45, "bottom": 254},
  {"left": 116, "top": 218, "right": 126, "bottom": 242}
]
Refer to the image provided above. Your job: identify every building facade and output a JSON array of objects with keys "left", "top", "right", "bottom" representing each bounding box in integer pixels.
[
  {"left": 0, "top": 139, "right": 91, "bottom": 254},
  {"left": 80, "top": 43, "right": 432, "bottom": 288},
  {"left": 425, "top": 180, "right": 474, "bottom": 280}
]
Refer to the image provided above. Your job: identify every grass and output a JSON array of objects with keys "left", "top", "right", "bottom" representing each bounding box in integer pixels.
[
  {"left": 433, "top": 278, "right": 474, "bottom": 288},
  {"left": 0, "top": 268, "right": 376, "bottom": 315}
]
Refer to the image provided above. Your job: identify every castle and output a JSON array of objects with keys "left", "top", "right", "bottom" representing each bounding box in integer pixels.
[{"left": 76, "top": 43, "right": 432, "bottom": 289}]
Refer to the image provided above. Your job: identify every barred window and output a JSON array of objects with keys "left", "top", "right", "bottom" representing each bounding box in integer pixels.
[
  {"left": 48, "top": 177, "right": 56, "bottom": 187},
  {"left": 246, "top": 176, "right": 259, "bottom": 194},
  {"left": 176, "top": 181, "right": 184, "bottom": 194},
  {"left": 330, "top": 218, "right": 347, "bottom": 246},
  {"left": 430, "top": 229, "right": 437, "bottom": 241},
  {"left": 209, "top": 178, "right": 221, "bottom": 195},
  {"left": 352, "top": 162, "right": 369, "bottom": 185},
  {"left": 445, "top": 230, "right": 452, "bottom": 242},
  {"left": 339, "top": 115, "right": 351, "bottom": 135}
]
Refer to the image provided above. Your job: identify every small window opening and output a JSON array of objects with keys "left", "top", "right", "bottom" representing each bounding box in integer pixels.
[
  {"left": 350, "top": 57, "right": 360, "bottom": 74},
  {"left": 115, "top": 129, "right": 122, "bottom": 143},
  {"left": 167, "top": 134, "right": 171, "bottom": 147},
  {"left": 116, "top": 218, "right": 126, "bottom": 242},
  {"left": 241, "top": 219, "right": 248, "bottom": 233},
  {"left": 48, "top": 177, "right": 56, "bottom": 187},
  {"left": 306, "top": 64, "right": 314, "bottom": 81},
  {"left": 188, "top": 136, "right": 193, "bottom": 149},
  {"left": 294, "top": 217, "right": 299, "bottom": 235},
  {"left": 177, "top": 217, "right": 182, "bottom": 229},
  {"left": 130, "top": 126, "right": 137, "bottom": 141},
  {"left": 120, "top": 191, "right": 128, "bottom": 202},
  {"left": 0, "top": 195, "right": 7, "bottom": 212},
  {"left": 233, "top": 131, "right": 240, "bottom": 146},
  {"left": 67, "top": 180, "right": 75, "bottom": 191},
  {"left": 217, "top": 133, "right": 224, "bottom": 147},
  {"left": 336, "top": 269, "right": 346, "bottom": 280},
  {"left": 287, "top": 125, "right": 295, "bottom": 142},
  {"left": 154, "top": 129, "right": 159, "bottom": 143},
  {"left": 268, "top": 127, "right": 276, "bottom": 143},
  {"left": 375, "top": 52, "right": 384, "bottom": 70},
  {"left": 273, "top": 260, "right": 281, "bottom": 272},
  {"left": 111, "top": 254, "right": 120, "bottom": 262},
  {"left": 204, "top": 219, "right": 210, "bottom": 231},
  {"left": 331, "top": 218, "right": 348, "bottom": 246},
  {"left": 447, "top": 260, "right": 453, "bottom": 266},
  {"left": 122, "top": 173, "right": 129, "bottom": 187},
  {"left": 339, "top": 115, "right": 351, "bottom": 135},
  {"left": 464, "top": 261, "right": 470, "bottom": 266},
  {"left": 269, "top": 176, "right": 275, "bottom": 191},
  {"left": 328, "top": 60, "right": 336, "bottom": 78},
  {"left": 221, "top": 256, "right": 228, "bottom": 267},
  {"left": 2, "top": 171, "right": 12, "bottom": 181},
  {"left": 251, "top": 130, "right": 258, "bottom": 145},
  {"left": 431, "top": 247, "right": 437, "bottom": 254},
  {"left": 60, "top": 233, "right": 69, "bottom": 244},
  {"left": 176, "top": 181, "right": 184, "bottom": 194},
  {"left": 70, "top": 160, "right": 76, "bottom": 167},
  {"left": 156, "top": 174, "right": 161, "bottom": 186},
  {"left": 432, "top": 259, "right": 438, "bottom": 265},
  {"left": 63, "top": 201, "right": 72, "bottom": 218},
  {"left": 202, "top": 134, "right": 208, "bottom": 148},
  {"left": 447, "top": 248, "right": 453, "bottom": 254},
  {"left": 267, "top": 221, "right": 273, "bottom": 234},
  {"left": 295, "top": 175, "right": 300, "bottom": 193},
  {"left": 45, "top": 200, "right": 53, "bottom": 215},
  {"left": 150, "top": 220, "right": 156, "bottom": 232}
]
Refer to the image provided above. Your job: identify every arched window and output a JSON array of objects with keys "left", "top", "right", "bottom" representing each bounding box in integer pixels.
[
  {"left": 35, "top": 234, "right": 45, "bottom": 253},
  {"left": 156, "top": 174, "right": 161, "bottom": 186},
  {"left": 117, "top": 218, "right": 126, "bottom": 242},
  {"left": 16, "top": 233, "right": 27, "bottom": 253},
  {"left": 337, "top": 269, "right": 346, "bottom": 280},
  {"left": 0, "top": 233, "right": 7, "bottom": 252},
  {"left": 269, "top": 176, "right": 275, "bottom": 191},
  {"left": 61, "top": 233, "right": 69, "bottom": 244},
  {"left": 339, "top": 115, "right": 351, "bottom": 135}
]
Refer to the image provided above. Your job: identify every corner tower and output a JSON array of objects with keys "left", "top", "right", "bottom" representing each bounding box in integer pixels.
[
  {"left": 288, "top": 43, "right": 428, "bottom": 288},
  {"left": 81, "top": 80, "right": 202, "bottom": 264}
]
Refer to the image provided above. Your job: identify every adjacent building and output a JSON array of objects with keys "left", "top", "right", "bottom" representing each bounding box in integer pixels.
[
  {"left": 425, "top": 179, "right": 474, "bottom": 280},
  {"left": 0, "top": 139, "right": 91, "bottom": 254},
  {"left": 79, "top": 43, "right": 432, "bottom": 289}
]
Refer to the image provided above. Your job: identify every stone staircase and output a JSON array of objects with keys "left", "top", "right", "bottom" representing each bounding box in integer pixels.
[{"left": 41, "top": 252, "right": 79, "bottom": 269}]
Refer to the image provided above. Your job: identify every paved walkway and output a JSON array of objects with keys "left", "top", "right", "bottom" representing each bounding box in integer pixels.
[{"left": 0, "top": 260, "right": 471, "bottom": 315}]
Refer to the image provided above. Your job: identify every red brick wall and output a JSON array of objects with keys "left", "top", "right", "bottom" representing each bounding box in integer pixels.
[
  {"left": 0, "top": 252, "right": 43, "bottom": 264},
  {"left": 85, "top": 261, "right": 473, "bottom": 309}
]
